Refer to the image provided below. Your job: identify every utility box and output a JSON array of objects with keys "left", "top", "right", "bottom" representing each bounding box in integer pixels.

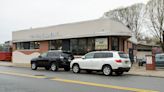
[{"left": 146, "top": 55, "right": 156, "bottom": 70}]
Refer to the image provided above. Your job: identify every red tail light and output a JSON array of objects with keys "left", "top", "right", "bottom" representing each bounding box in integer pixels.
[{"left": 115, "top": 60, "right": 122, "bottom": 63}]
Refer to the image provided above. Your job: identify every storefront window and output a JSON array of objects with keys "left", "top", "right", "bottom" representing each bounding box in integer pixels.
[
  {"left": 78, "top": 39, "right": 87, "bottom": 54},
  {"left": 22, "top": 42, "right": 30, "bottom": 49},
  {"left": 34, "top": 42, "right": 40, "bottom": 49},
  {"left": 16, "top": 42, "right": 40, "bottom": 50},
  {"left": 70, "top": 39, "right": 78, "bottom": 54},
  {"left": 70, "top": 38, "right": 95, "bottom": 55},
  {"left": 70, "top": 39, "right": 87, "bottom": 55},
  {"left": 49, "top": 40, "right": 62, "bottom": 50},
  {"left": 62, "top": 39, "right": 70, "bottom": 51},
  {"left": 30, "top": 42, "right": 34, "bottom": 49},
  {"left": 95, "top": 38, "right": 108, "bottom": 50},
  {"left": 87, "top": 38, "right": 95, "bottom": 52},
  {"left": 16, "top": 43, "right": 21, "bottom": 50},
  {"left": 111, "top": 37, "right": 119, "bottom": 51}
]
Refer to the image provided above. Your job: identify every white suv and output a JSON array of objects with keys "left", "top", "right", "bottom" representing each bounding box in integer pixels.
[{"left": 70, "top": 51, "right": 131, "bottom": 76}]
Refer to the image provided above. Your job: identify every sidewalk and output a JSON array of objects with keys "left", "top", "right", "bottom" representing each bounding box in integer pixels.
[
  {"left": 0, "top": 61, "right": 30, "bottom": 68},
  {"left": 0, "top": 61, "right": 164, "bottom": 78},
  {"left": 127, "top": 63, "right": 164, "bottom": 78}
]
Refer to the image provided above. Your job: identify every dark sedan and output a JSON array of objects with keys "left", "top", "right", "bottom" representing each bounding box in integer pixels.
[{"left": 31, "top": 50, "right": 74, "bottom": 71}]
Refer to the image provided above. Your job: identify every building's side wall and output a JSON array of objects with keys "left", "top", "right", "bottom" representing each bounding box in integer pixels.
[
  {"left": 39, "top": 41, "right": 49, "bottom": 53},
  {"left": 124, "top": 40, "right": 129, "bottom": 54},
  {"left": 137, "top": 51, "right": 152, "bottom": 59},
  {"left": 136, "top": 44, "right": 153, "bottom": 59},
  {"left": 12, "top": 41, "right": 49, "bottom": 64},
  {"left": 127, "top": 41, "right": 133, "bottom": 50},
  {"left": 119, "top": 37, "right": 124, "bottom": 51},
  {"left": 124, "top": 40, "right": 137, "bottom": 56}
]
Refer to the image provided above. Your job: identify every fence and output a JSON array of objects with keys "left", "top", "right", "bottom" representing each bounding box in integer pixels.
[{"left": 0, "top": 52, "right": 12, "bottom": 61}]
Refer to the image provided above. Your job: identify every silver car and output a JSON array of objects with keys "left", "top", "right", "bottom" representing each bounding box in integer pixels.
[{"left": 155, "top": 53, "right": 164, "bottom": 67}]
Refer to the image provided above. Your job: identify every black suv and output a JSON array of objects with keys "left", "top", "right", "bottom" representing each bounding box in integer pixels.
[{"left": 31, "top": 50, "right": 74, "bottom": 71}]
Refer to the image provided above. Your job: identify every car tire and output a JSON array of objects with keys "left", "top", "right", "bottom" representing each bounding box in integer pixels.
[
  {"left": 102, "top": 65, "right": 112, "bottom": 76},
  {"left": 64, "top": 67, "right": 70, "bottom": 71},
  {"left": 72, "top": 64, "right": 80, "bottom": 73},
  {"left": 115, "top": 71, "right": 123, "bottom": 76},
  {"left": 45, "top": 66, "right": 50, "bottom": 70},
  {"left": 31, "top": 62, "right": 37, "bottom": 70},
  {"left": 51, "top": 62, "right": 58, "bottom": 71}
]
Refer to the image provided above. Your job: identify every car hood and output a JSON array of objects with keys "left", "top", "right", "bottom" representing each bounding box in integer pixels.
[
  {"left": 31, "top": 57, "right": 38, "bottom": 61},
  {"left": 72, "top": 58, "right": 82, "bottom": 62}
]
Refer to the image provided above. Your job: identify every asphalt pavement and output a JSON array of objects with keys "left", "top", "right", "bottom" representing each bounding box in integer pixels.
[{"left": 0, "top": 66, "right": 163, "bottom": 92}]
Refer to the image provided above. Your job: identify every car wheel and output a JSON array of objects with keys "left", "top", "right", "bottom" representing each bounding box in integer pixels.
[
  {"left": 64, "top": 67, "right": 70, "bottom": 71},
  {"left": 102, "top": 65, "right": 112, "bottom": 76},
  {"left": 45, "top": 66, "right": 50, "bottom": 70},
  {"left": 51, "top": 63, "right": 58, "bottom": 71},
  {"left": 115, "top": 71, "right": 123, "bottom": 76},
  {"left": 72, "top": 64, "right": 80, "bottom": 73},
  {"left": 31, "top": 62, "right": 37, "bottom": 70},
  {"left": 86, "top": 70, "right": 92, "bottom": 74}
]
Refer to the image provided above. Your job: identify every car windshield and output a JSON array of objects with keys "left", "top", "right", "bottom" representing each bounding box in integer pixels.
[
  {"left": 118, "top": 52, "right": 128, "bottom": 58},
  {"left": 41, "top": 52, "right": 47, "bottom": 57}
]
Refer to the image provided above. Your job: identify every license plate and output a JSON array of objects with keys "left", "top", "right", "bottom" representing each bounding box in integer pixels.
[{"left": 125, "top": 61, "right": 128, "bottom": 64}]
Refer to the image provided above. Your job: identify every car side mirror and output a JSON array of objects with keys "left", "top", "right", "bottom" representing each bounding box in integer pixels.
[{"left": 81, "top": 56, "right": 85, "bottom": 59}]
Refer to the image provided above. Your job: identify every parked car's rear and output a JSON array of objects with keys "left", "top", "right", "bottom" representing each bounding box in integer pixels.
[{"left": 113, "top": 52, "right": 131, "bottom": 72}]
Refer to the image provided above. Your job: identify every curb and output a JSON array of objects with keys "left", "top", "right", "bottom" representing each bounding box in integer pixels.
[
  {"left": 0, "top": 64, "right": 30, "bottom": 68},
  {"left": 126, "top": 73, "right": 164, "bottom": 78}
]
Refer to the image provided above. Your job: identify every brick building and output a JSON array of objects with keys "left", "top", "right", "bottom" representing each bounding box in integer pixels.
[{"left": 12, "top": 18, "right": 133, "bottom": 64}]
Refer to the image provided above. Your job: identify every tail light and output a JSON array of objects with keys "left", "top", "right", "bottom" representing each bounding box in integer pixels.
[{"left": 115, "top": 60, "right": 122, "bottom": 63}]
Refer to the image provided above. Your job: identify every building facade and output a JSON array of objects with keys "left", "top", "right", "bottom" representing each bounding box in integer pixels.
[{"left": 12, "top": 19, "right": 133, "bottom": 64}]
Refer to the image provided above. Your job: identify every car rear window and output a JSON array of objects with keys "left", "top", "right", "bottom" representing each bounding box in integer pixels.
[
  {"left": 118, "top": 52, "right": 128, "bottom": 58},
  {"left": 94, "top": 53, "right": 113, "bottom": 58},
  {"left": 48, "top": 52, "right": 60, "bottom": 57}
]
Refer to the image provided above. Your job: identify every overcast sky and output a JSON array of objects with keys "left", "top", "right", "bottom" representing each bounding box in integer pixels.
[{"left": 0, "top": 0, "right": 149, "bottom": 44}]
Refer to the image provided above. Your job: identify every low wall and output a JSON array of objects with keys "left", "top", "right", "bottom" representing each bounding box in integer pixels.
[
  {"left": 0, "top": 52, "right": 12, "bottom": 61},
  {"left": 12, "top": 51, "right": 40, "bottom": 64}
]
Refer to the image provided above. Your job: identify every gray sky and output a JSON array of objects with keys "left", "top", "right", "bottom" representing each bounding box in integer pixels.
[{"left": 0, "top": 0, "right": 149, "bottom": 44}]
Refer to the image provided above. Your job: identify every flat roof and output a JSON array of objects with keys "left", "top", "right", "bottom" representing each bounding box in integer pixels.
[{"left": 12, "top": 18, "right": 132, "bottom": 42}]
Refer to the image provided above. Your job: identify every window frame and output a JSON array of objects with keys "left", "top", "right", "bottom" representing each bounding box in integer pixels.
[
  {"left": 84, "top": 52, "right": 94, "bottom": 59},
  {"left": 94, "top": 52, "right": 113, "bottom": 58}
]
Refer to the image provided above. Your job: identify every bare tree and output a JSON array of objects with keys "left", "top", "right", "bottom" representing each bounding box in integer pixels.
[
  {"left": 146, "top": 0, "right": 164, "bottom": 51},
  {"left": 103, "top": 3, "right": 145, "bottom": 41}
]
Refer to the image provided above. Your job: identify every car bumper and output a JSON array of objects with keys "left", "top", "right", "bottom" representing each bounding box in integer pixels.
[
  {"left": 60, "top": 61, "right": 70, "bottom": 67},
  {"left": 113, "top": 67, "right": 131, "bottom": 72}
]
